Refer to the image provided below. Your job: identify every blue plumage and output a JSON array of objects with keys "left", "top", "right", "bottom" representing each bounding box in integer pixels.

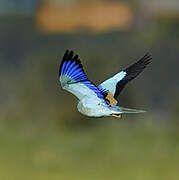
[
  {"left": 59, "top": 50, "right": 105, "bottom": 101},
  {"left": 59, "top": 51, "right": 88, "bottom": 82},
  {"left": 98, "top": 85, "right": 108, "bottom": 94},
  {"left": 82, "top": 81, "right": 104, "bottom": 100}
]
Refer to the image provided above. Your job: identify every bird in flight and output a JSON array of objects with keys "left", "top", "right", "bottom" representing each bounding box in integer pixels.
[{"left": 59, "top": 50, "right": 151, "bottom": 118}]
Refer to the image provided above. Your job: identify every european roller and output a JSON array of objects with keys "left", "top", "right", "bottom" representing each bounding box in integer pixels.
[{"left": 59, "top": 50, "right": 151, "bottom": 118}]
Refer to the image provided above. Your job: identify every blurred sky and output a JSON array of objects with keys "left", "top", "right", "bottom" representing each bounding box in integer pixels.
[
  {"left": 0, "top": 0, "right": 38, "bottom": 15},
  {"left": 1, "top": 0, "right": 179, "bottom": 15}
]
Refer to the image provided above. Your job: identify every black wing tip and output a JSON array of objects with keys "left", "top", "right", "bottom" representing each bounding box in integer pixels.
[
  {"left": 59, "top": 49, "right": 84, "bottom": 76},
  {"left": 123, "top": 52, "right": 152, "bottom": 81},
  {"left": 127, "top": 52, "right": 152, "bottom": 70},
  {"left": 63, "top": 49, "right": 80, "bottom": 62},
  {"left": 63, "top": 49, "right": 74, "bottom": 60},
  {"left": 140, "top": 52, "right": 152, "bottom": 64}
]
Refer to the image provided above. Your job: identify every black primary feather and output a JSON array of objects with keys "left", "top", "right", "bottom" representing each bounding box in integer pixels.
[{"left": 114, "top": 53, "right": 152, "bottom": 99}]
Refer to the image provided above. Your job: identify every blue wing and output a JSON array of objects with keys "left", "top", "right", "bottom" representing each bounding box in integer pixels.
[
  {"left": 98, "top": 53, "right": 152, "bottom": 99},
  {"left": 59, "top": 50, "right": 106, "bottom": 102}
]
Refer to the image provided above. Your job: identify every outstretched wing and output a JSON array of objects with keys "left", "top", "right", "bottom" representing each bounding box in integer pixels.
[
  {"left": 98, "top": 53, "right": 152, "bottom": 99},
  {"left": 59, "top": 50, "right": 105, "bottom": 102}
]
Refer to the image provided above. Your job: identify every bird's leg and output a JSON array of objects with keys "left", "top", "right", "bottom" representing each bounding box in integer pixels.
[{"left": 112, "top": 114, "right": 121, "bottom": 119}]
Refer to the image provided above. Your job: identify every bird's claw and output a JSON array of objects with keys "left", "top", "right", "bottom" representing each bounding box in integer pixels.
[{"left": 112, "top": 114, "right": 121, "bottom": 119}]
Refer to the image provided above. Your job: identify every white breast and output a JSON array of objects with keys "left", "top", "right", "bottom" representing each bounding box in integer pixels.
[{"left": 77, "top": 98, "right": 111, "bottom": 117}]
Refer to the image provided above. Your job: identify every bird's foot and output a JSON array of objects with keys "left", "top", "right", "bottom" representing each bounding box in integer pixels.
[{"left": 112, "top": 114, "right": 121, "bottom": 119}]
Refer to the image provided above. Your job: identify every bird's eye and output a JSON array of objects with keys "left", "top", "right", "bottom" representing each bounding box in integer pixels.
[{"left": 105, "top": 99, "right": 110, "bottom": 105}]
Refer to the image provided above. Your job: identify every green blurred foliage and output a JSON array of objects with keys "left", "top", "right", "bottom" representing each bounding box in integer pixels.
[{"left": 0, "top": 120, "right": 179, "bottom": 180}]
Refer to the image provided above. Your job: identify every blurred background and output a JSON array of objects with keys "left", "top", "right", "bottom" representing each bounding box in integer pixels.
[{"left": 0, "top": 0, "right": 179, "bottom": 179}]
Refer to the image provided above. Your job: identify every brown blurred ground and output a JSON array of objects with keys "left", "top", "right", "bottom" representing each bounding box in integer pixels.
[{"left": 36, "top": 1, "right": 133, "bottom": 33}]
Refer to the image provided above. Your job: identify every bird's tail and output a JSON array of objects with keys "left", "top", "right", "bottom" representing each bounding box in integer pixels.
[
  {"left": 110, "top": 105, "right": 146, "bottom": 115},
  {"left": 118, "top": 107, "right": 146, "bottom": 114}
]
